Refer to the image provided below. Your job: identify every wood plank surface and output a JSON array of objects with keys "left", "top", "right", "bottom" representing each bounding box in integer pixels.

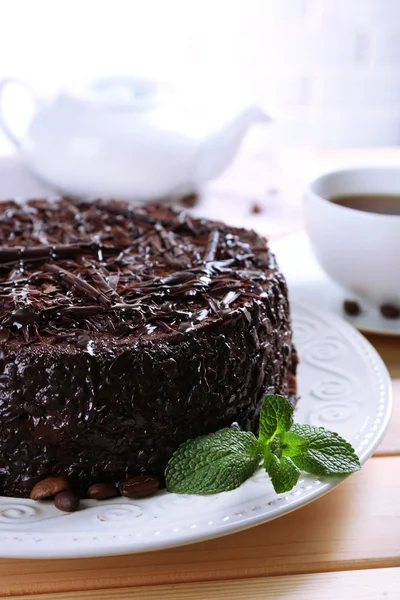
[
  {"left": 1, "top": 456, "right": 399, "bottom": 597},
  {"left": 3, "top": 567, "right": 399, "bottom": 600},
  {"left": 365, "top": 334, "right": 399, "bottom": 456},
  {"left": 365, "top": 334, "right": 400, "bottom": 379}
]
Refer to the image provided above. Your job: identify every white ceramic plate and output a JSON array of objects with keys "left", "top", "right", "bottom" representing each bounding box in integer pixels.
[
  {"left": 272, "top": 233, "right": 400, "bottom": 337},
  {"left": 0, "top": 299, "right": 391, "bottom": 559}
]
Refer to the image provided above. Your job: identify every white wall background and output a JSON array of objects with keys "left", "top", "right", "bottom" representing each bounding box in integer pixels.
[{"left": 1, "top": 0, "right": 400, "bottom": 147}]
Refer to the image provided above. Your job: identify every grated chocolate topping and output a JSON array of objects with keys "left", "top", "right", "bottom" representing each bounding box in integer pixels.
[{"left": 0, "top": 198, "right": 282, "bottom": 347}]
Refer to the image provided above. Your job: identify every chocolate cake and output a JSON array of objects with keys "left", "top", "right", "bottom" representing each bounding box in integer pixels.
[{"left": 0, "top": 198, "right": 297, "bottom": 498}]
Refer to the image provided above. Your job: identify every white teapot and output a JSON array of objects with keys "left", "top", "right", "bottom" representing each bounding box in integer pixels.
[{"left": 0, "top": 77, "right": 270, "bottom": 202}]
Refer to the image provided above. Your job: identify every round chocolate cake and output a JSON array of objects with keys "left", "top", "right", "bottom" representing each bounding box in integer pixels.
[{"left": 0, "top": 198, "right": 297, "bottom": 498}]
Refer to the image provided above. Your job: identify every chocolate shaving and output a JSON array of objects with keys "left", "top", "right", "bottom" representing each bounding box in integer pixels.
[
  {"left": 155, "top": 224, "right": 192, "bottom": 268},
  {"left": 2, "top": 308, "right": 39, "bottom": 327},
  {"left": 0, "top": 243, "right": 120, "bottom": 266},
  {"left": 43, "top": 264, "right": 111, "bottom": 308},
  {"left": 203, "top": 230, "right": 220, "bottom": 263},
  {"left": 90, "top": 271, "right": 122, "bottom": 304},
  {"left": 204, "top": 294, "right": 220, "bottom": 315},
  {"left": 221, "top": 290, "right": 241, "bottom": 306},
  {"left": 155, "top": 320, "right": 175, "bottom": 333},
  {"left": 61, "top": 306, "right": 107, "bottom": 317}
]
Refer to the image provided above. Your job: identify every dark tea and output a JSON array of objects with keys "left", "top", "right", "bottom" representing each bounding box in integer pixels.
[{"left": 330, "top": 194, "right": 400, "bottom": 215}]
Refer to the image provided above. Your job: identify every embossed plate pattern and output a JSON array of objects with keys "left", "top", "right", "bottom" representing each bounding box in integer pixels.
[{"left": 0, "top": 299, "right": 392, "bottom": 558}]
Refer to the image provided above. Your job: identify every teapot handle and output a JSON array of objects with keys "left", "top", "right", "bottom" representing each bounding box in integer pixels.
[{"left": 0, "top": 78, "right": 39, "bottom": 148}]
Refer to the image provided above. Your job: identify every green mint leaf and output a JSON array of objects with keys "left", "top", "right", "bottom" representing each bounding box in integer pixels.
[
  {"left": 270, "top": 436, "right": 282, "bottom": 457},
  {"left": 263, "top": 445, "right": 301, "bottom": 494},
  {"left": 258, "top": 394, "right": 294, "bottom": 445},
  {"left": 284, "top": 424, "right": 361, "bottom": 476},
  {"left": 165, "top": 428, "right": 263, "bottom": 494},
  {"left": 279, "top": 430, "right": 307, "bottom": 456}
]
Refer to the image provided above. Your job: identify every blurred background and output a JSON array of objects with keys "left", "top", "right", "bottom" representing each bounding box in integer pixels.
[{"left": 1, "top": 0, "right": 400, "bottom": 149}]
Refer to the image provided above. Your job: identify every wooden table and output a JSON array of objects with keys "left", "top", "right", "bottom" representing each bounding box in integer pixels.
[{"left": 0, "top": 150, "right": 400, "bottom": 599}]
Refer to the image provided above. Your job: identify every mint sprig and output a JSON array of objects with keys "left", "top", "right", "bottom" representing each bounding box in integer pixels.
[{"left": 165, "top": 395, "right": 361, "bottom": 495}]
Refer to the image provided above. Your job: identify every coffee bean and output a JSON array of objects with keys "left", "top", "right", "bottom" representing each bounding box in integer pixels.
[
  {"left": 119, "top": 476, "right": 160, "bottom": 499},
  {"left": 54, "top": 491, "right": 80, "bottom": 512},
  {"left": 251, "top": 203, "right": 262, "bottom": 214},
  {"left": 380, "top": 303, "right": 400, "bottom": 320},
  {"left": 30, "top": 476, "right": 71, "bottom": 500},
  {"left": 87, "top": 483, "right": 118, "bottom": 500},
  {"left": 180, "top": 193, "right": 198, "bottom": 208},
  {"left": 343, "top": 299, "right": 361, "bottom": 316}
]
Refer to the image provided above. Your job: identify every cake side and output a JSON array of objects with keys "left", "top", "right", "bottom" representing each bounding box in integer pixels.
[{"left": 0, "top": 199, "right": 297, "bottom": 498}]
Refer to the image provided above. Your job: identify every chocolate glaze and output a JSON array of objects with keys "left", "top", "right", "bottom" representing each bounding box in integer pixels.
[{"left": 0, "top": 198, "right": 297, "bottom": 498}]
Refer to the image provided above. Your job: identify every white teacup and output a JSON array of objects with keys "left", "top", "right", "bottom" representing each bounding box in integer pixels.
[{"left": 304, "top": 167, "right": 400, "bottom": 307}]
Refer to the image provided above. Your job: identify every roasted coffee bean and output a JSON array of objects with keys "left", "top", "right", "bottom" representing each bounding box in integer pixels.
[
  {"left": 30, "top": 476, "right": 70, "bottom": 500},
  {"left": 119, "top": 476, "right": 160, "bottom": 499},
  {"left": 180, "top": 193, "right": 198, "bottom": 208},
  {"left": 343, "top": 299, "right": 361, "bottom": 316},
  {"left": 54, "top": 491, "right": 80, "bottom": 512},
  {"left": 87, "top": 483, "right": 118, "bottom": 500},
  {"left": 251, "top": 202, "right": 262, "bottom": 214},
  {"left": 380, "top": 303, "right": 400, "bottom": 319}
]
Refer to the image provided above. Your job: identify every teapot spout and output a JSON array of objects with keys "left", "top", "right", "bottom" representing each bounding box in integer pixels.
[{"left": 194, "top": 106, "right": 270, "bottom": 184}]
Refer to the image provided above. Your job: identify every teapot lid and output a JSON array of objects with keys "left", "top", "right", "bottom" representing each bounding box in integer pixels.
[{"left": 62, "top": 77, "right": 170, "bottom": 110}]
